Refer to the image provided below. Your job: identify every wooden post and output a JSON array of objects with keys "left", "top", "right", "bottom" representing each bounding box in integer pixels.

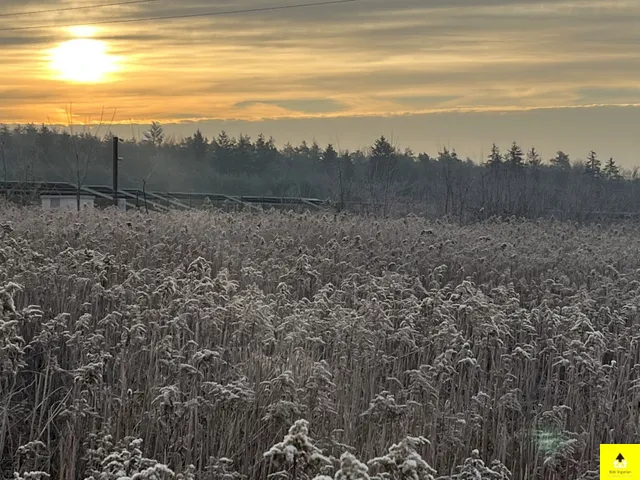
[
  {"left": 142, "top": 178, "right": 148, "bottom": 214},
  {"left": 0, "top": 141, "right": 6, "bottom": 199},
  {"left": 112, "top": 136, "right": 119, "bottom": 207}
]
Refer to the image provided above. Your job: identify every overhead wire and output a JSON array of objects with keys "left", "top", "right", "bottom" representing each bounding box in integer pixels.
[
  {"left": 0, "top": 0, "right": 363, "bottom": 32},
  {"left": 0, "top": 0, "right": 162, "bottom": 18}
]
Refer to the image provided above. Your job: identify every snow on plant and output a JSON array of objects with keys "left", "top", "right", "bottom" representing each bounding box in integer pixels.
[
  {"left": 367, "top": 436, "right": 436, "bottom": 480},
  {"left": 437, "top": 449, "right": 511, "bottom": 479},
  {"left": 12, "top": 472, "right": 50, "bottom": 480},
  {"left": 84, "top": 438, "right": 174, "bottom": 480},
  {"left": 203, "top": 457, "right": 247, "bottom": 479},
  {"left": 0, "top": 281, "right": 23, "bottom": 314},
  {"left": 1, "top": 205, "right": 637, "bottom": 478},
  {"left": 335, "top": 452, "right": 370, "bottom": 480},
  {"left": 12, "top": 441, "right": 48, "bottom": 476},
  {"left": 264, "top": 419, "right": 333, "bottom": 479},
  {"left": 360, "top": 391, "right": 408, "bottom": 423},
  {"left": 312, "top": 452, "right": 370, "bottom": 480}
]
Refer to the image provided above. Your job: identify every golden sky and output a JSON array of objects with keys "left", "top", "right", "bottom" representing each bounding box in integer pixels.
[{"left": 1, "top": 0, "right": 640, "bottom": 163}]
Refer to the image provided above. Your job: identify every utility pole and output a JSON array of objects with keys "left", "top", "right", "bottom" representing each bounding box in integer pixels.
[
  {"left": 0, "top": 141, "right": 6, "bottom": 199},
  {"left": 112, "top": 136, "right": 119, "bottom": 207}
]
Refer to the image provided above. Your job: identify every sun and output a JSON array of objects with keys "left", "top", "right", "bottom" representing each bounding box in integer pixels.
[{"left": 49, "top": 37, "right": 119, "bottom": 83}]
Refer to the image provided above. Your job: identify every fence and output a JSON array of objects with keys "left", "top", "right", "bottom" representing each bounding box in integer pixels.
[{"left": 0, "top": 181, "right": 327, "bottom": 212}]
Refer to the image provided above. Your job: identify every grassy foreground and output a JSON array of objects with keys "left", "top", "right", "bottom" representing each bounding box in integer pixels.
[{"left": 1, "top": 204, "right": 638, "bottom": 479}]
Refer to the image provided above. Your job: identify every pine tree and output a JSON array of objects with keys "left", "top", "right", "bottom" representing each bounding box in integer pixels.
[
  {"left": 487, "top": 143, "right": 502, "bottom": 168},
  {"left": 143, "top": 121, "right": 164, "bottom": 147},
  {"left": 371, "top": 135, "right": 395, "bottom": 158},
  {"left": 309, "top": 141, "right": 322, "bottom": 164},
  {"left": 585, "top": 150, "right": 601, "bottom": 178},
  {"left": 437, "top": 147, "right": 458, "bottom": 163},
  {"left": 526, "top": 147, "right": 542, "bottom": 166},
  {"left": 550, "top": 150, "right": 570, "bottom": 169},
  {"left": 322, "top": 143, "right": 338, "bottom": 171},
  {"left": 296, "top": 140, "right": 311, "bottom": 159},
  {"left": 235, "top": 134, "right": 254, "bottom": 173},
  {"left": 603, "top": 157, "right": 621, "bottom": 180},
  {"left": 506, "top": 141, "right": 524, "bottom": 168},
  {"left": 281, "top": 142, "right": 296, "bottom": 168},
  {"left": 186, "top": 129, "right": 208, "bottom": 161},
  {"left": 254, "top": 133, "right": 278, "bottom": 172},
  {"left": 341, "top": 152, "right": 355, "bottom": 181},
  {"left": 369, "top": 135, "right": 397, "bottom": 181},
  {"left": 215, "top": 131, "right": 235, "bottom": 150},
  {"left": 211, "top": 131, "right": 236, "bottom": 173},
  {"left": 403, "top": 147, "right": 415, "bottom": 160}
]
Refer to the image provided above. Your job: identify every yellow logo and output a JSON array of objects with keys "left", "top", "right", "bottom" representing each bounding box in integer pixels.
[{"left": 601, "top": 444, "right": 640, "bottom": 479}]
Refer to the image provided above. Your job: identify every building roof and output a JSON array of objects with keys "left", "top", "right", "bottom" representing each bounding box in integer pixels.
[{"left": 41, "top": 194, "right": 95, "bottom": 198}]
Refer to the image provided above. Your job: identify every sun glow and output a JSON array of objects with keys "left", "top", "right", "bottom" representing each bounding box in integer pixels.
[
  {"left": 49, "top": 37, "right": 119, "bottom": 83},
  {"left": 66, "top": 25, "right": 99, "bottom": 37}
]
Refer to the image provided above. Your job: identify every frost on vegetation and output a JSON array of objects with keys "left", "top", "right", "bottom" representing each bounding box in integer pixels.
[
  {"left": 201, "top": 377, "right": 256, "bottom": 409},
  {"left": 175, "top": 465, "right": 197, "bottom": 480},
  {"left": 0, "top": 282, "right": 20, "bottom": 314},
  {"left": 11, "top": 441, "right": 49, "bottom": 479},
  {"left": 204, "top": 457, "right": 246, "bottom": 479},
  {"left": 334, "top": 452, "right": 370, "bottom": 480},
  {"left": 264, "top": 419, "right": 333, "bottom": 479},
  {"left": 368, "top": 436, "right": 436, "bottom": 480},
  {"left": 0, "top": 208, "right": 632, "bottom": 478},
  {"left": 82, "top": 438, "right": 174, "bottom": 480},
  {"left": 360, "top": 391, "right": 409, "bottom": 422},
  {"left": 437, "top": 449, "right": 511, "bottom": 479},
  {"left": 12, "top": 472, "right": 50, "bottom": 480}
]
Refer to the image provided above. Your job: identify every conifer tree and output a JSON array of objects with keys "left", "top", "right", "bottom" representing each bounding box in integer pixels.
[{"left": 585, "top": 150, "right": 601, "bottom": 178}]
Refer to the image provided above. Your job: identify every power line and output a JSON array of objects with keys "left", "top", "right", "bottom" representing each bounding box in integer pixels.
[
  {"left": 0, "top": 0, "right": 362, "bottom": 32},
  {"left": 0, "top": 0, "right": 162, "bottom": 18}
]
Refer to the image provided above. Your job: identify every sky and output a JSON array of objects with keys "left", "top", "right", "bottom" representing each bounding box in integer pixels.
[{"left": 1, "top": 0, "right": 639, "bottom": 166}]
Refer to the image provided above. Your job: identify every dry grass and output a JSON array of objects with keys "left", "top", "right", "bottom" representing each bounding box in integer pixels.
[{"left": 1, "top": 203, "right": 638, "bottom": 479}]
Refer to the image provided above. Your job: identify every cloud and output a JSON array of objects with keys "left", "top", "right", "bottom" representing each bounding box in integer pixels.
[
  {"left": 577, "top": 87, "right": 640, "bottom": 103},
  {"left": 1, "top": 0, "right": 639, "bottom": 125},
  {"left": 381, "top": 95, "right": 461, "bottom": 108},
  {"left": 234, "top": 99, "right": 345, "bottom": 114},
  {"left": 0, "top": 32, "right": 57, "bottom": 46}
]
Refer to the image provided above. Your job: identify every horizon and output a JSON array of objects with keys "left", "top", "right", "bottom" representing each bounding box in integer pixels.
[
  {"left": 2, "top": 0, "right": 639, "bottom": 165},
  {"left": 3, "top": 105, "right": 639, "bottom": 168}
]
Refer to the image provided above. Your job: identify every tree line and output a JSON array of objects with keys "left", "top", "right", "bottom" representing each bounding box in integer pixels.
[{"left": 1, "top": 121, "right": 638, "bottom": 221}]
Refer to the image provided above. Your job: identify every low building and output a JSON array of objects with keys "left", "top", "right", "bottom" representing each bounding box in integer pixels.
[
  {"left": 41, "top": 194, "right": 128, "bottom": 211},
  {"left": 41, "top": 194, "right": 95, "bottom": 210}
]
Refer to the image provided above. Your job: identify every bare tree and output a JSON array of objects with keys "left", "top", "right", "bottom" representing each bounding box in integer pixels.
[
  {"left": 367, "top": 136, "right": 402, "bottom": 217},
  {"left": 12, "top": 127, "right": 39, "bottom": 205},
  {"left": 141, "top": 153, "right": 163, "bottom": 214},
  {"left": 38, "top": 105, "right": 117, "bottom": 211},
  {"left": 63, "top": 105, "right": 117, "bottom": 210},
  {"left": 122, "top": 124, "right": 161, "bottom": 214}
]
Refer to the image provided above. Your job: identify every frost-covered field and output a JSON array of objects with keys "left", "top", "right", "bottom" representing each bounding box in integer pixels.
[{"left": 2, "top": 205, "right": 639, "bottom": 479}]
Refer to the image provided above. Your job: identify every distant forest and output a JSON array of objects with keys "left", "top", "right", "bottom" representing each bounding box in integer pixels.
[{"left": 1, "top": 121, "right": 638, "bottom": 221}]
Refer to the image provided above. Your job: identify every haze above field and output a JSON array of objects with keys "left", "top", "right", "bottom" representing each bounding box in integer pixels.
[{"left": 1, "top": 0, "right": 639, "bottom": 165}]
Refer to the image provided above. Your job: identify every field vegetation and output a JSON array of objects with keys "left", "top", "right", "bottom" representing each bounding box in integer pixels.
[{"left": 1, "top": 203, "right": 638, "bottom": 479}]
